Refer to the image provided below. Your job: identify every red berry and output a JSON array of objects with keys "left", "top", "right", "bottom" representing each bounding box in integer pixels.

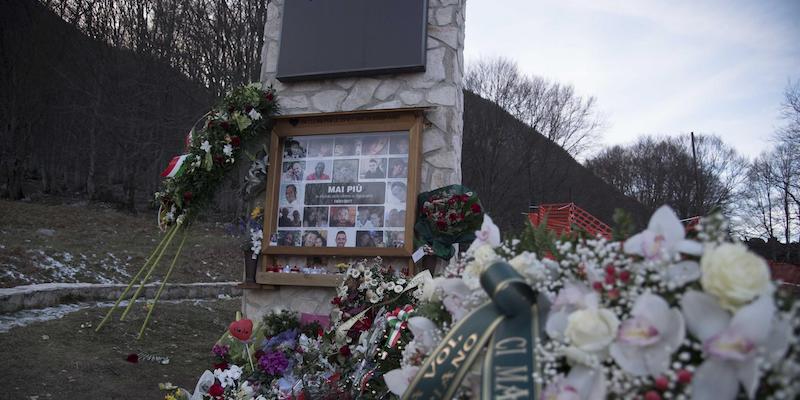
[
  {"left": 592, "top": 281, "right": 604, "bottom": 291},
  {"left": 607, "top": 289, "right": 620, "bottom": 299},
  {"left": 605, "top": 265, "right": 616, "bottom": 277},
  {"left": 604, "top": 274, "right": 615, "bottom": 285},
  {"left": 644, "top": 390, "right": 661, "bottom": 400},
  {"left": 677, "top": 370, "right": 692, "bottom": 384},
  {"left": 654, "top": 376, "right": 669, "bottom": 391},
  {"left": 619, "top": 270, "right": 631, "bottom": 283}
]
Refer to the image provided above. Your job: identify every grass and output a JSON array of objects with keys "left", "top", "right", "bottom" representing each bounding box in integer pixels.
[{"left": 0, "top": 198, "right": 245, "bottom": 288}]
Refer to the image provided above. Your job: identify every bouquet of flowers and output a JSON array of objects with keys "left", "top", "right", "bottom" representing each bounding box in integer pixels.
[
  {"left": 389, "top": 206, "right": 799, "bottom": 400},
  {"left": 414, "top": 184, "right": 484, "bottom": 259}
]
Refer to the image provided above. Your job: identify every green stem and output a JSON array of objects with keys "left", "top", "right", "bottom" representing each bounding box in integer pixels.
[
  {"left": 137, "top": 228, "right": 189, "bottom": 339},
  {"left": 95, "top": 225, "right": 177, "bottom": 332},
  {"left": 121, "top": 224, "right": 180, "bottom": 321}
]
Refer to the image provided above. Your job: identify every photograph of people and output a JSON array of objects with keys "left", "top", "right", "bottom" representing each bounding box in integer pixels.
[
  {"left": 282, "top": 161, "right": 304, "bottom": 182},
  {"left": 290, "top": 210, "right": 302, "bottom": 227},
  {"left": 386, "top": 231, "right": 404, "bottom": 248},
  {"left": 306, "top": 161, "right": 331, "bottom": 180},
  {"left": 280, "top": 184, "right": 301, "bottom": 209},
  {"left": 388, "top": 158, "right": 407, "bottom": 179},
  {"left": 308, "top": 139, "right": 333, "bottom": 157},
  {"left": 333, "top": 138, "right": 358, "bottom": 156},
  {"left": 389, "top": 135, "right": 409, "bottom": 154},
  {"left": 277, "top": 231, "right": 299, "bottom": 246},
  {"left": 389, "top": 182, "right": 407, "bottom": 203},
  {"left": 330, "top": 206, "right": 356, "bottom": 227},
  {"left": 355, "top": 207, "right": 371, "bottom": 228},
  {"left": 278, "top": 207, "right": 293, "bottom": 227},
  {"left": 303, "top": 207, "right": 329, "bottom": 227},
  {"left": 385, "top": 208, "right": 406, "bottom": 227},
  {"left": 360, "top": 158, "right": 386, "bottom": 179},
  {"left": 334, "top": 231, "right": 348, "bottom": 247},
  {"left": 369, "top": 211, "right": 384, "bottom": 228},
  {"left": 302, "top": 230, "right": 327, "bottom": 247},
  {"left": 356, "top": 206, "right": 384, "bottom": 228},
  {"left": 283, "top": 138, "right": 306, "bottom": 159},
  {"left": 356, "top": 230, "right": 379, "bottom": 247},
  {"left": 332, "top": 159, "right": 358, "bottom": 183},
  {"left": 362, "top": 136, "right": 388, "bottom": 155}
]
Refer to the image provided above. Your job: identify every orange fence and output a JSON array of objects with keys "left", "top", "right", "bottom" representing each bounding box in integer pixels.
[{"left": 528, "top": 203, "right": 612, "bottom": 239}]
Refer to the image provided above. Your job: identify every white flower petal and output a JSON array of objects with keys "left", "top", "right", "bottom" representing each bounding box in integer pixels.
[
  {"left": 546, "top": 310, "right": 569, "bottom": 339},
  {"left": 765, "top": 317, "right": 792, "bottom": 364},
  {"left": 642, "top": 345, "right": 672, "bottom": 376},
  {"left": 567, "top": 366, "right": 607, "bottom": 400},
  {"left": 676, "top": 239, "right": 703, "bottom": 255},
  {"left": 648, "top": 205, "right": 685, "bottom": 245},
  {"left": 622, "top": 231, "right": 648, "bottom": 257},
  {"left": 666, "top": 260, "right": 701, "bottom": 286},
  {"left": 737, "top": 358, "right": 759, "bottom": 399},
  {"left": 681, "top": 291, "right": 730, "bottom": 342},
  {"left": 631, "top": 293, "right": 671, "bottom": 334},
  {"left": 662, "top": 308, "right": 686, "bottom": 351},
  {"left": 609, "top": 342, "right": 648, "bottom": 376},
  {"left": 484, "top": 214, "right": 501, "bottom": 247},
  {"left": 692, "top": 359, "right": 739, "bottom": 400},
  {"left": 383, "top": 366, "right": 419, "bottom": 396},
  {"left": 730, "top": 295, "right": 774, "bottom": 344}
]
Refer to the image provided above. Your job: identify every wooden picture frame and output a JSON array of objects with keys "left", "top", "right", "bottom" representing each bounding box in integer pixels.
[{"left": 256, "top": 108, "right": 425, "bottom": 287}]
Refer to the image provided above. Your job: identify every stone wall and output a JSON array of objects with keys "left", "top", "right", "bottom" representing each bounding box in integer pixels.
[{"left": 245, "top": 0, "right": 466, "bottom": 322}]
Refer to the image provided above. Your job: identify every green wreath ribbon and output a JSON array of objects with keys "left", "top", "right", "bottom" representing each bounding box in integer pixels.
[{"left": 402, "top": 262, "right": 548, "bottom": 400}]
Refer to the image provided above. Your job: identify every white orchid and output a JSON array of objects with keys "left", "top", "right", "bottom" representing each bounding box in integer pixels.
[
  {"left": 223, "top": 143, "right": 233, "bottom": 157},
  {"left": 542, "top": 366, "right": 607, "bottom": 400},
  {"left": 609, "top": 293, "right": 685, "bottom": 376},
  {"left": 624, "top": 205, "right": 703, "bottom": 286},
  {"left": 407, "top": 316, "right": 439, "bottom": 354},
  {"left": 438, "top": 277, "right": 479, "bottom": 322},
  {"left": 248, "top": 108, "right": 262, "bottom": 121},
  {"left": 200, "top": 140, "right": 212, "bottom": 153},
  {"left": 467, "top": 214, "right": 501, "bottom": 252},
  {"left": 681, "top": 291, "right": 791, "bottom": 400},
  {"left": 384, "top": 365, "right": 420, "bottom": 397}
]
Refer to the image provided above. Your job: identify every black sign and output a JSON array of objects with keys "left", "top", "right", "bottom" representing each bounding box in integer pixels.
[{"left": 305, "top": 183, "right": 386, "bottom": 205}]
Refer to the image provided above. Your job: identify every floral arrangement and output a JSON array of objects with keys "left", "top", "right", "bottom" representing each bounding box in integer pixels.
[
  {"left": 96, "top": 83, "right": 277, "bottom": 338},
  {"left": 177, "top": 205, "right": 798, "bottom": 400},
  {"left": 414, "top": 184, "right": 484, "bottom": 259}
]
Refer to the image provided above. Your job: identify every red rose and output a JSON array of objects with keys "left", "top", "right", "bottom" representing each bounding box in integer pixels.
[
  {"left": 436, "top": 220, "right": 447, "bottom": 231},
  {"left": 230, "top": 136, "right": 241, "bottom": 147},
  {"left": 265, "top": 92, "right": 274, "bottom": 101},
  {"left": 212, "top": 361, "right": 229, "bottom": 370},
  {"left": 213, "top": 155, "right": 225, "bottom": 165},
  {"left": 471, "top": 204, "right": 482, "bottom": 213},
  {"left": 125, "top": 353, "right": 139, "bottom": 363},
  {"left": 339, "top": 345, "right": 352, "bottom": 357},
  {"left": 220, "top": 121, "right": 231, "bottom": 131},
  {"left": 208, "top": 382, "right": 224, "bottom": 397},
  {"left": 331, "top": 296, "right": 342, "bottom": 306},
  {"left": 448, "top": 213, "right": 458, "bottom": 222},
  {"left": 183, "top": 191, "right": 193, "bottom": 202},
  {"left": 352, "top": 317, "right": 372, "bottom": 332}
]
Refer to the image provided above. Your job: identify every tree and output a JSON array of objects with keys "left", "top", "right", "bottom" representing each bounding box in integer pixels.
[
  {"left": 586, "top": 134, "right": 748, "bottom": 218},
  {"left": 464, "top": 56, "right": 604, "bottom": 158}
]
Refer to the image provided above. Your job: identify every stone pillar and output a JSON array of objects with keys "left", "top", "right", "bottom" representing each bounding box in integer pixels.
[{"left": 245, "top": 0, "right": 466, "bottom": 322}]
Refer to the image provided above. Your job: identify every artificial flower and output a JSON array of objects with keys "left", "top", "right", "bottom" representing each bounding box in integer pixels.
[
  {"left": 223, "top": 144, "right": 233, "bottom": 157},
  {"left": 467, "top": 214, "right": 501, "bottom": 252},
  {"left": 681, "top": 292, "right": 790, "bottom": 400},
  {"left": 383, "top": 365, "right": 420, "bottom": 396},
  {"left": 609, "top": 293, "right": 685, "bottom": 376},
  {"left": 200, "top": 140, "right": 211, "bottom": 153},
  {"left": 248, "top": 109, "right": 262, "bottom": 121},
  {"left": 543, "top": 366, "right": 607, "bottom": 400},
  {"left": 700, "top": 243, "right": 772, "bottom": 311}
]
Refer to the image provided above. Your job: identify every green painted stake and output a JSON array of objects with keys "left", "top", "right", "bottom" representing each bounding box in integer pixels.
[
  {"left": 120, "top": 224, "right": 180, "bottom": 321},
  {"left": 137, "top": 229, "right": 189, "bottom": 339}
]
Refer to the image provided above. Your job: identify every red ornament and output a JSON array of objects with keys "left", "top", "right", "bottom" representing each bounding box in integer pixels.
[
  {"left": 677, "top": 369, "right": 692, "bottom": 384},
  {"left": 604, "top": 274, "right": 616, "bottom": 285},
  {"left": 604, "top": 265, "right": 616, "bottom": 278},
  {"left": 592, "top": 281, "right": 604, "bottom": 291},
  {"left": 654, "top": 376, "right": 669, "bottom": 391},
  {"left": 644, "top": 391, "right": 661, "bottom": 400},
  {"left": 228, "top": 319, "right": 253, "bottom": 341},
  {"left": 619, "top": 270, "right": 631, "bottom": 283}
]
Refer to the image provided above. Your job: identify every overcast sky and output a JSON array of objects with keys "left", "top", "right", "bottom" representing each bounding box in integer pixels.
[{"left": 464, "top": 0, "right": 800, "bottom": 159}]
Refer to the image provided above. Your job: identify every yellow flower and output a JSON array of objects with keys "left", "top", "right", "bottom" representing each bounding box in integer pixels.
[{"left": 250, "top": 207, "right": 263, "bottom": 219}]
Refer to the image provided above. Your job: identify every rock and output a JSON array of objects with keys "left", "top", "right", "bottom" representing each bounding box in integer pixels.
[
  {"left": 36, "top": 228, "right": 55, "bottom": 237},
  {"left": 374, "top": 81, "right": 401, "bottom": 100},
  {"left": 423, "top": 128, "right": 447, "bottom": 153},
  {"left": 398, "top": 90, "right": 424, "bottom": 105},
  {"left": 429, "top": 26, "right": 459, "bottom": 49},
  {"left": 372, "top": 100, "right": 403, "bottom": 109},
  {"left": 427, "top": 85, "right": 457, "bottom": 106},
  {"left": 436, "top": 6, "right": 454, "bottom": 25},
  {"left": 341, "top": 78, "right": 380, "bottom": 110},
  {"left": 279, "top": 95, "right": 309, "bottom": 109},
  {"left": 310, "top": 90, "right": 347, "bottom": 112}
]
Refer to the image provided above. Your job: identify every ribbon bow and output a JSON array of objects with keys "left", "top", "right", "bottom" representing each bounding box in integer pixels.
[
  {"left": 402, "top": 262, "right": 550, "bottom": 400},
  {"left": 385, "top": 305, "right": 414, "bottom": 348}
]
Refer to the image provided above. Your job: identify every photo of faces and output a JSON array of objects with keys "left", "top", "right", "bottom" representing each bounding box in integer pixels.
[
  {"left": 283, "top": 138, "right": 307, "bottom": 159},
  {"left": 385, "top": 207, "right": 406, "bottom": 228},
  {"left": 359, "top": 158, "right": 387, "bottom": 179},
  {"left": 302, "top": 230, "right": 327, "bottom": 247},
  {"left": 282, "top": 161, "right": 305, "bottom": 182},
  {"left": 307, "top": 139, "right": 334, "bottom": 157},
  {"left": 330, "top": 206, "right": 356, "bottom": 227},
  {"left": 355, "top": 206, "right": 384, "bottom": 228},
  {"left": 387, "top": 181, "right": 407, "bottom": 204},
  {"left": 388, "top": 158, "right": 408, "bottom": 179},
  {"left": 332, "top": 159, "right": 359, "bottom": 183},
  {"left": 277, "top": 230, "right": 300, "bottom": 246},
  {"left": 356, "top": 230, "right": 384, "bottom": 248},
  {"left": 389, "top": 135, "right": 409, "bottom": 155},
  {"left": 386, "top": 231, "right": 404, "bottom": 248},
  {"left": 305, "top": 160, "right": 333, "bottom": 181},
  {"left": 362, "top": 136, "right": 389, "bottom": 156},
  {"left": 333, "top": 137, "right": 359, "bottom": 156},
  {"left": 272, "top": 131, "right": 412, "bottom": 250},
  {"left": 303, "top": 207, "right": 329, "bottom": 227}
]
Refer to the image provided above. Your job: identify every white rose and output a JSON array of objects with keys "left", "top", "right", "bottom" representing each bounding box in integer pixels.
[
  {"left": 564, "top": 308, "right": 620, "bottom": 352},
  {"left": 465, "top": 244, "right": 500, "bottom": 278},
  {"left": 701, "top": 243, "right": 772, "bottom": 311}
]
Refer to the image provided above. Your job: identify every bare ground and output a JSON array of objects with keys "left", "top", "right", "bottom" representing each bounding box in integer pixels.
[{"left": 3, "top": 298, "right": 240, "bottom": 400}]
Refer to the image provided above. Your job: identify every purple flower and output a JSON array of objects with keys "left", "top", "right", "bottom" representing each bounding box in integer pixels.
[
  {"left": 259, "top": 350, "right": 290, "bottom": 375},
  {"left": 212, "top": 344, "right": 229, "bottom": 358},
  {"left": 262, "top": 329, "right": 298, "bottom": 350}
]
